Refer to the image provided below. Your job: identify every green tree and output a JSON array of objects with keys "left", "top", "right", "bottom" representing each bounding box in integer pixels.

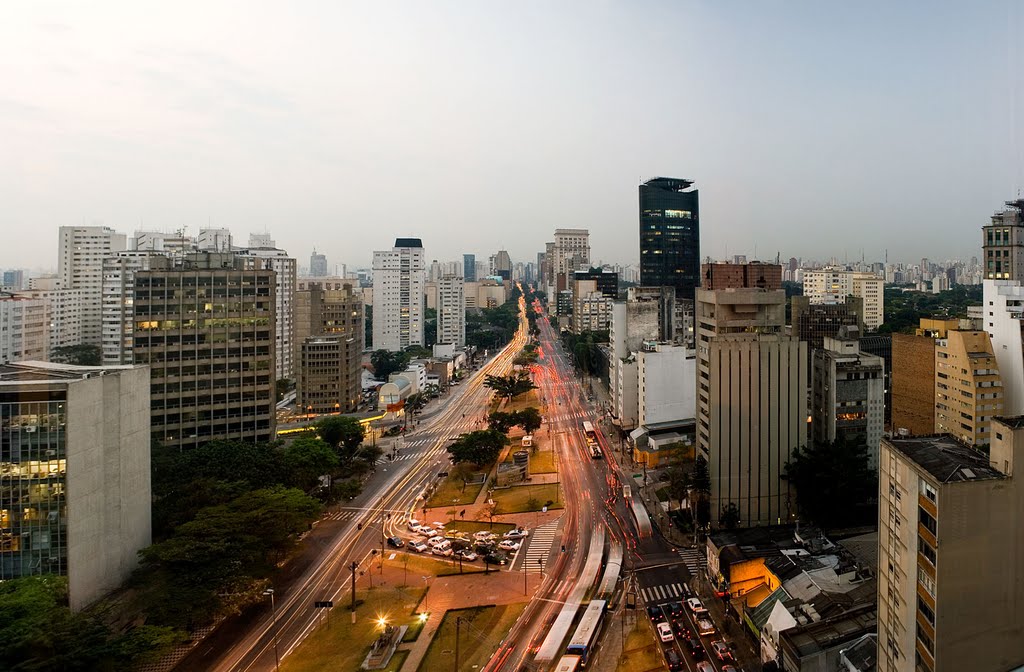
[
  {"left": 784, "top": 439, "right": 877, "bottom": 529},
  {"left": 719, "top": 503, "right": 741, "bottom": 530},
  {"left": 487, "top": 411, "right": 518, "bottom": 434},
  {"left": 281, "top": 436, "right": 339, "bottom": 491},
  {"left": 484, "top": 372, "right": 537, "bottom": 401},
  {"left": 516, "top": 407, "right": 543, "bottom": 434},
  {"left": 370, "top": 349, "right": 411, "bottom": 380},
  {"left": 691, "top": 456, "right": 711, "bottom": 528},
  {"left": 49, "top": 343, "right": 101, "bottom": 366},
  {"left": 315, "top": 416, "right": 365, "bottom": 457},
  {"left": 447, "top": 430, "right": 508, "bottom": 465},
  {"left": 275, "top": 378, "right": 294, "bottom": 402}
]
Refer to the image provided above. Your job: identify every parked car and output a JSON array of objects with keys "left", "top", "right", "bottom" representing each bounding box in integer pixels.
[
  {"left": 665, "top": 648, "right": 684, "bottom": 671},
  {"left": 710, "top": 641, "right": 733, "bottom": 661},
  {"left": 647, "top": 606, "right": 665, "bottom": 623},
  {"left": 686, "top": 635, "right": 704, "bottom": 659},
  {"left": 696, "top": 617, "right": 716, "bottom": 636},
  {"left": 668, "top": 601, "right": 684, "bottom": 618},
  {"left": 408, "top": 521, "right": 422, "bottom": 533},
  {"left": 432, "top": 544, "right": 453, "bottom": 557},
  {"left": 503, "top": 528, "right": 529, "bottom": 540},
  {"left": 454, "top": 550, "right": 478, "bottom": 562},
  {"left": 686, "top": 597, "right": 705, "bottom": 613},
  {"left": 696, "top": 662, "right": 714, "bottom": 672},
  {"left": 427, "top": 536, "right": 446, "bottom": 548},
  {"left": 498, "top": 540, "right": 521, "bottom": 552},
  {"left": 656, "top": 622, "right": 674, "bottom": 643},
  {"left": 418, "top": 526, "right": 435, "bottom": 536},
  {"left": 409, "top": 541, "right": 429, "bottom": 553},
  {"left": 386, "top": 536, "right": 404, "bottom": 548},
  {"left": 473, "top": 531, "right": 497, "bottom": 541},
  {"left": 484, "top": 551, "right": 508, "bottom": 565}
]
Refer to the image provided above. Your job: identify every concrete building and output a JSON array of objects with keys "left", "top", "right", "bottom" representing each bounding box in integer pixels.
[
  {"left": 133, "top": 253, "right": 277, "bottom": 449},
  {"left": 891, "top": 319, "right": 957, "bottom": 435},
  {"left": 637, "top": 342, "right": 696, "bottom": 427},
  {"left": 934, "top": 330, "right": 1002, "bottom": 446},
  {"left": 984, "top": 279, "right": 1024, "bottom": 416},
  {"left": 859, "top": 333, "right": 893, "bottom": 426},
  {"left": 0, "top": 361, "right": 151, "bottom": 611},
  {"left": 2, "top": 270, "right": 24, "bottom": 291},
  {"left": 58, "top": 226, "right": 128, "bottom": 345},
  {"left": 464, "top": 280, "right": 506, "bottom": 310},
  {"left": 792, "top": 295, "right": 864, "bottom": 355},
  {"left": 609, "top": 299, "right": 660, "bottom": 430},
  {"left": 15, "top": 279, "right": 83, "bottom": 353},
  {"left": 491, "top": 250, "right": 512, "bottom": 280},
  {"left": 436, "top": 275, "right": 466, "bottom": 347},
  {"left": 639, "top": 177, "right": 700, "bottom": 301},
  {"left": 237, "top": 247, "right": 297, "bottom": 381},
  {"left": 548, "top": 229, "right": 590, "bottom": 308},
  {"left": 463, "top": 254, "right": 476, "bottom": 282},
  {"left": 309, "top": 249, "right": 328, "bottom": 277},
  {"left": 627, "top": 285, "right": 693, "bottom": 346},
  {"left": 0, "top": 294, "right": 49, "bottom": 363},
  {"left": 982, "top": 198, "right": 1024, "bottom": 280},
  {"left": 802, "top": 270, "right": 885, "bottom": 330},
  {"left": 100, "top": 251, "right": 166, "bottom": 365},
  {"left": 571, "top": 280, "right": 613, "bottom": 333},
  {"left": 877, "top": 426, "right": 1024, "bottom": 672},
  {"left": 372, "top": 238, "right": 425, "bottom": 352},
  {"left": 811, "top": 328, "right": 885, "bottom": 465},
  {"left": 702, "top": 261, "right": 782, "bottom": 290},
  {"left": 132, "top": 230, "right": 196, "bottom": 255},
  {"left": 196, "top": 228, "right": 233, "bottom": 251},
  {"left": 294, "top": 282, "right": 363, "bottom": 415}
]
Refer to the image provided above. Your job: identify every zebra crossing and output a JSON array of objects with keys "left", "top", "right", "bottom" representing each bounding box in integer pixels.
[
  {"left": 325, "top": 509, "right": 359, "bottom": 521},
  {"left": 640, "top": 582, "right": 686, "bottom": 604},
  {"left": 678, "top": 547, "right": 706, "bottom": 576},
  {"left": 514, "top": 519, "right": 560, "bottom": 571}
]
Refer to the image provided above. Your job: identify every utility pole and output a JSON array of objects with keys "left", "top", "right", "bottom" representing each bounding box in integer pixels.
[
  {"left": 350, "top": 561, "right": 358, "bottom": 615},
  {"left": 455, "top": 616, "right": 462, "bottom": 672}
]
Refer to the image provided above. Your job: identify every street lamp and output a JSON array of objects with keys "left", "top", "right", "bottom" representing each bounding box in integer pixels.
[{"left": 263, "top": 588, "right": 280, "bottom": 672}]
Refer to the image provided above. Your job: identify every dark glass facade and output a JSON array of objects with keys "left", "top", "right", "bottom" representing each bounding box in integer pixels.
[{"left": 639, "top": 178, "right": 700, "bottom": 301}]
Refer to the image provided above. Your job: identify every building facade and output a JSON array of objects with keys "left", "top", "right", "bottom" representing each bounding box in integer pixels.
[
  {"left": 58, "top": 226, "right": 128, "bottom": 345},
  {"left": 0, "top": 294, "right": 49, "bottom": 364},
  {"left": 436, "top": 275, "right": 466, "bottom": 347},
  {"left": 17, "top": 278, "right": 83, "bottom": 353},
  {"left": 984, "top": 279, "right": 1024, "bottom": 416},
  {"left": 0, "top": 361, "right": 151, "bottom": 611},
  {"left": 639, "top": 177, "right": 700, "bottom": 301},
  {"left": 372, "top": 238, "right": 425, "bottom": 352},
  {"left": 934, "top": 330, "right": 1002, "bottom": 447},
  {"left": 877, "top": 427, "right": 1024, "bottom": 672},
  {"left": 100, "top": 251, "right": 166, "bottom": 365},
  {"left": 802, "top": 270, "right": 885, "bottom": 330},
  {"left": 309, "top": 249, "right": 328, "bottom": 277},
  {"left": 133, "top": 253, "right": 277, "bottom": 449},
  {"left": 982, "top": 199, "right": 1024, "bottom": 280},
  {"left": 463, "top": 254, "right": 476, "bottom": 283},
  {"left": 237, "top": 247, "right": 297, "bottom": 382},
  {"left": 890, "top": 320, "right": 957, "bottom": 436},
  {"left": 294, "top": 282, "right": 363, "bottom": 414}
]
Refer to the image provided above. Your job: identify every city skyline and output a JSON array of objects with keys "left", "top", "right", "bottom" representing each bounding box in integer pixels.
[{"left": 3, "top": 3, "right": 1023, "bottom": 270}]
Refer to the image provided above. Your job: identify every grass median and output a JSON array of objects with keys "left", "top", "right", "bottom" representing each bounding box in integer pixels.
[
  {"left": 616, "top": 619, "right": 665, "bottom": 672},
  {"left": 416, "top": 603, "right": 528, "bottom": 672},
  {"left": 527, "top": 449, "right": 556, "bottom": 474},
  {"left": 490, "top": 482, "right": 563, "bottom": 513},
  {"left": 425, "top": 470, "right": 489, "bottom": 510}
]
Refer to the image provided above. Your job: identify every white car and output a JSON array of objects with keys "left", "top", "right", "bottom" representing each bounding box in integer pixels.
[
  {"left": 696, "top": 617, "right": 716, "bottom": 636},
  {"left": 432, "top": 522, "right": 446, "bottom": 530},
  {"left": 408, "top": 521, "right": 422, "bottom": 532},
  {"left": 432, "top": 545, "right": 453, "bottom": 557},
  {"left": 455, "top": 550, "right": 478, "bottom": 561},
  {"left": 503, "top": 528, "right": 529, "bottom": 540},
  {"left": 498, "top": 540, "right": 521, "bottom": 552},
  {"left": 696, "top": 663, "right": 715, "bottom": 672},
  {"left": 418, "top": 526, "right": 435, "bottom": 536},
  {"left": 427, "top": 536, "right": 446, "bottom": 548},
  {"left": 686, "top": 597, "right": 706, "bottom": 613},
  {"left": 473, "top": 531, "right": 497, "bottom": 541},
  {"left": 656, "top": 622, "right": 674, "bottom": 642},
  {"left": 409, "top": 541, "right": 429, "bottom": 553}
]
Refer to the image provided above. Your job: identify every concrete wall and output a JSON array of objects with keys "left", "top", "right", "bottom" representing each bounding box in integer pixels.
[
  {"left": 891, "top": 333, "right": 936, "bottom": 435},
  {"left": 984, "top": 280, "right": 1024, "bottom": 416},
  {"left": 65, "top": 366, "right": 151, "bottom": 611},
  {"left": 638, "top": 346, "right": 696, "bottom": 426}
]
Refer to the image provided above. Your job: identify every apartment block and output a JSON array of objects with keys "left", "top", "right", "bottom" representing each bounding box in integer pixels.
[
  {"left": 237, "top": 247, "right": 297, "bottom": 381},
  {"left": 58, "top": 226, "right": 127, "bottom": 345},
  {"left": 984, "top": 279, "right": 1024, "bottom": 415},
  {"left": 294, "top": 282, "right": 362, "bottom": 414},
  {"left": 0, "top": 361, "right": 151, "bottom": 611},
  {"left": 982, "top": 198, "right": 1024, "bottom": 280},
  {"left": 571, "top": 279, "right": 612, "bottom": 333},
  {"left": 133, "top": 253, "right": 277, "bottom": 449},
  {"left": 802, "top": 270, "right": 884, "bottom": 330},
  {"left": 372, "top": 238, "right": 425, "bottom": 352},
  {"left": 877, "top": 424, "right": 1024, "bottom": 672},
  {"left": 0, "top": 294, "right": 49, "bottom": 364},
  {"left": 100, "top": 251, "right": 166, "bottom": 365},
  {"left": 934, "top": 330, "right": 1002, "bottom": 446},
  {"left": 892, "top": 320, "right": 957, "bottom": 435},
  {"left": 436, "top": 275, "right": 466, "bottom": 347},
  {"left": 17, "top": 278, "right": 83, "bottom": 352},
  {"left": 609, "top": 300, "right": 660, "bottom": 430}
]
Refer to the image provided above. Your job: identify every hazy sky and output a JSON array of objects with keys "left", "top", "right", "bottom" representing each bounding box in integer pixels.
[{"left": 2, "top": 2, "right": 1022, "bottom": 272}]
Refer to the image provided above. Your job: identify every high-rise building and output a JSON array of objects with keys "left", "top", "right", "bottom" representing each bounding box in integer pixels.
[
  {"left": 573, "top": 268, "right": 618, "bottom": 299},
  {"left": 294, "top": 282, "right": 363, "bottom": 414},
  {"left": 372, "top": 238, "right": 425, "bottom": 352},
  {"left": 492, "top": 250, "right": 512, "bottom": 280},
  {"left": 436, "top": 275, "right": 465, "bottom": 347},
  {"left": 627, "top": 286, "right": 693, "bottom": 346},
  {"left": 792, "top": 295, "right": 864, "bottom": 355},
  {"left": 0, "top": 361, "right": 151, "bottom": 611},
  {"left": 985, "top": 279, "right": 1024, "bottom": 416},
  {"left": 132, "top": 230, "right": 195, "bottom": 255},
  {"left": 0, "top": 293, "right": 49, "bottom": 363},
  {"left": 463, "top": 254, "right": 477, "bottom": 283},
  {"left": 133, "top": 253, "right": 277, "bottom": 449},
  {"left": 934, "top": 330, "right": 1002, "bottom": 446},
  {"left": 701, "top": 261, "right": 780, "bottom": 291},
  {"left": 58, "top": 226, "right": 127, "bottom": 345},
  {"left": 877, "top": 424, "right": 1024, "bottom": 672},
  {"left": 891, "top": 320, "right": 958, "bottom": 436},
  {"left": 859, "top": 333, "right": 893, "bottom": 426},
  {"left": 571, "top": 279, "right": 613, "bottom": 333},
  {"left": 309, "top": 249, "right": 328, "bottom": 277},
  {"left": 802, "top": 270, "right": 885, "bottom": 330},
  {"left": 16, "top": 278, "right": 83, "bottom": 353},
  {"left": 609, "top": 299, "right": 660, "bottom": 431},
  {"left": 2, "top": 270, "right": 24, "bottom": 290},
  {"left": 811, "top": 328, "right": 885, "bottom": 465},
  {"left": 237, "top": 247, "right": 297, "bottom": 382},
  {"left": 249, "top": 232, "right": 276, "bottom": 248},
  {"left": 982, "top": 199, "right": 1024, "bottom": 281},
  {"left": 196, "top": 228, "right": 233, "bottom": 251},
  {"left": 639, "top": 177, "right": 700, "bottom": 301},
  {"left": 100, "top": 251, "right": 166, "bottom": 365}
]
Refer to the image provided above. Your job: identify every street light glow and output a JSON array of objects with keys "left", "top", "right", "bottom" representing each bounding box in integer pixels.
[{"left": 419, "top": 612, "right": 429, "bottom": 622}]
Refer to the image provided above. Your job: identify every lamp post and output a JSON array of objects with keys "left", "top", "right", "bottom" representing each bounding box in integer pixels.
[{"left": 263, "top": 588, "right": 280, "bottom": 672}]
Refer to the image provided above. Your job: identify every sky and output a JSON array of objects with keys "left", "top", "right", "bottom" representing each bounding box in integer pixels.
[{"left": 2, "top": 1, "right": 1022, "bottom": 272}]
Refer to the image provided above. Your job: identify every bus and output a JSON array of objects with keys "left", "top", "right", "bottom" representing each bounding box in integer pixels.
[
  {"left": 581, "top": 421, "right": 601, "bottom": 459},
  {"left": 554, "top": 655, "right": 582, "bottom": 672},
  {"left": 565, "top": 599, "right": 607, "bottom": 665}
]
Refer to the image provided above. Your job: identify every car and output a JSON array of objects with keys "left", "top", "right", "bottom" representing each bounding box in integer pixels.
[
  {"left": 432, "top": 545, "right": 453, "bottom": 557},
  {"left": 686, "top": 636, "right": 704, "bottom": 659},
  {"left": 722, "top": 667, "right": 738, "bottom": 672},
  {"left": 696, "top": 663, "right": 715, "bottom": 672},
  {"left": 710, "top": 641, "right": 733, "bottom": 661},
  {"left": 432, "top": 522, "right": 446, "bottom": 530},
  {"left": 454, "top": 550, "right": 478, "bottom": 561},
  {"left": 386, "top": 536, "right": 404, "bottom": 548},
  {"left": 475, "top": 542, "right": 497, "bottom": 554},
  {"left": 503, "top": 528, "right": 529, "bottom": 539},
  {"left": 647, "top": 606, "right": 665, "bottom": 623},
  {"left": 671, "top": 620, "right": 689, "bottom": 638},
  {"left": 667, "top": 601, "right": 684, "bottom": 618},
  {"left": 484, "top": 551, "right": 508, "bottom": 565},
  {"left": 664, "top": 648, "right": 684, "bottom": 671},
  {"left": 408, "top": 521, "right": 422, "bottom": 533},
  {"left": 696, "top": 617, "right": 716, "bottom": 636},
  {"left": 498, "top": 540, "right": 521, "bottom": 551},
  {"left": 656, "top": 622, "right": 674, "bottom": 643},
  {"left": 427, "top": 536, "right": 446, "bottom": 547},
  {"left": 473, "top": 531, "right": 497, "bottom": 541},
  {"left": 686, "top": 597, "right": 706, "bottom": 613},
  {"left": 418, "top": 526, "right": 435, "bottom": 536},
  {"left": 409, "top": 541, "right": 429, "bottom": 553}
]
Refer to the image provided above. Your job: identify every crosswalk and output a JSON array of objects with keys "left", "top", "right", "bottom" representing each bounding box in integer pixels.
[
  {"left": 517, "top": 519, "right": 560, "bottom": 570},
  {"left": 678, "top": 547, "right": 706, "bottom": 576},
  {"left": 325, "top": 508, "right": 359, "bottom": 521},
  {"left": 640, "top": 582, "right": 686, "bottom": 604}
]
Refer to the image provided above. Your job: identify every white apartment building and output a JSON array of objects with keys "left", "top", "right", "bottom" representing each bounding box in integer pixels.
[
  {"left": 436, "top": 275, "right": 466, "bottom": 347},
  {"left": 372, "top": 238, "right": 425, "bottom": 352},
  {"left": 100, "top": 252, "right": 166, "bottom": 365},
  {"left": 572, "top": 279, "right": 612, "bottom": 333},
  {"left": 610, "top": 300, "right": 660, "bottom": 430},
  {"left": 637, "top": 342, "right": 696, "bottom": 427},
  {"left": 58, "top": 226, "right": 128, "bottom": 345},
  {"left": 0, "top": 294, "right": 49, "bottom": 363},
  {"left": 802, "top": 270, "right": 885, "bottom": 330},
  {"left": 553, "top": 229, "right": 590, "bottom": 276},
  {"left": 132, "top": 230, "right": 195, "bottom": 255},
  {"left": 984, "top": 279, "right": 1024, "bottom": 416},
  {"left": 238, "top": 247, "right": 297, "bottom": 381},
  {"left": 196, "top": 228, "right": 233, "bottom": 251},
  {"left": 18, "top": 277, "right": 83, "bottom": 351}
]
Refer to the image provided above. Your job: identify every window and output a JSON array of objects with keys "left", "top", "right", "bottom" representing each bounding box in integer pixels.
[
  {"left": 918, "top": 567, "right": 935, "bottom": 596},
  {"left": 917, "top": 626, "right": 934, "bottom": 653},
  {"left": 919, "top": 537, "right": 936, "bottom": 566}
]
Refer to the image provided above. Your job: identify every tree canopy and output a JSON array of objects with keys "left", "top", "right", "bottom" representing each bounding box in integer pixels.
[
  {"left": 484, "top": 371, "right": 537, "bottom": 401},
  {"left": 315, "top": 416, "right": 365, "bottom": 456},
  {"left": 783, "top": 439, "right": 877, "bottom": 529},
  {"left": 49, "top": 344, "right": 102, "bottom": 366},
  {"left": 447, "top": 430, "right": 508, "bottom": 466},
  {"left": 370, "top": 349, "right": 411, "bottom": 380}
]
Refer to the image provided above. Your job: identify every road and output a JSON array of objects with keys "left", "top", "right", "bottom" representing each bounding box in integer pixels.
[{"left": 178, "top": 295, "right": 531, "bottom": 672}]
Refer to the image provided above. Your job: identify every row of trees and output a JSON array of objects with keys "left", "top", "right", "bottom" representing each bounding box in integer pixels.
[
  {"left": 487, "top": 407, "right": 542, "bottom": 436},
  {"left": 559, "top": 329, "right": 608, "bottom": 376},
  {"left": 483, "top": 371, "right": 537, "bottom": 402}
]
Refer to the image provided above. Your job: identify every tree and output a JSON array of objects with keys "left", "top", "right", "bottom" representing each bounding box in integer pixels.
[
  {"left": 447, "top": 430, "right": 508, "bottom": 466},
  {"left": 49, "top": 344, "right": 101, "bottom": 366},
  {"left": 719, "top": 503, "right": 741, "bottom": 530},
  {"left": 315, "top": 416, "right": 365, "bottom": 457},
  {"left": 370, "top": 349, "right": 411, "bottom": 381},
  {"left": 487, "top": 411, "right": 518, "bottom": 434},
  {"left": 516, "top": 407, "right": 543, "bottom": 435},
  {"left": 281, "top": 436, "right": 339, "bottom": 492},
  {"left": 783, "top": 439, "right": 877, "bottom": 529},
  {"left": 484, "top": 372, "right": 537, "bottom": 402},
  {"left": 275, "top": 378, "right": 293, "bottom": 402},
  {"left": 691, "top": 456, "right": 711, "bottom": 528}
]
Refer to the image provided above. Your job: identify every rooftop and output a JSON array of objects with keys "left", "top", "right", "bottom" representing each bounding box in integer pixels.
[
  {"left": 781, "top": 603, "right": 877, "bottom": 657},
  {"left": 885, "top": 434, "right": 1004, "bottom": 483},
  {"left": 0, "top": 361, "right": 138, "bottom": 384},
  {"left": 996, "top": 415, "right": 1024, "bottom": 429},
  {"left": 642, "top": 176, "right": 695, "bottom": 191},
  {"left": 394, "top": 237, "right": 423, "bottom": 248}
]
